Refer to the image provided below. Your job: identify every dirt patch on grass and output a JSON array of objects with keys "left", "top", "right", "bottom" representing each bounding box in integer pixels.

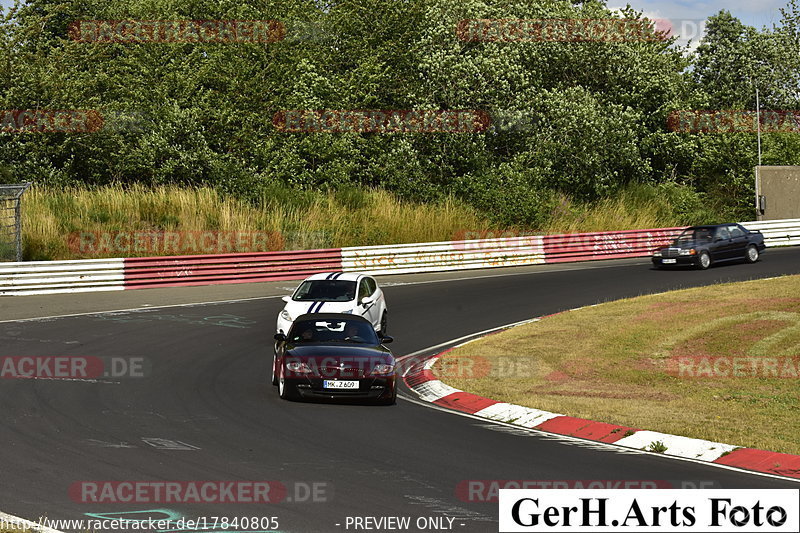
[{"left": 435, "top": 275, "right": 800, "bottom": 455}]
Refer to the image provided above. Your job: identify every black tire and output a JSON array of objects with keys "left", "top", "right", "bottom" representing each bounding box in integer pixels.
[
  {"left": 271, "top": 355, "right": 278, "bottom": 386},
  {"left": 379, "top": 311, "right": 388, "bottom": 335},
  {"left": 378, "top": 387, "right": 397, "bottom": 406},
  {"left": 697, "top": 251, "right": 711, "bottom": 270},
  {"left": 745, "top": 244, "right": 759, "bottom": 263},
  {"left": 278, "top": 374, "right": 298, "bottom": 401}
]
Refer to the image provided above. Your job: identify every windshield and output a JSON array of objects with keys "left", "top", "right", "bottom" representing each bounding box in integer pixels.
[
  {"left": 673, "top": 228, "right": 713, "bottom": 246},
  {"left": 288, "top": 318, "right": 380, "bottom": 345},
  {"left": 292, "top": 280, "right": 357, "bottom": 302}
]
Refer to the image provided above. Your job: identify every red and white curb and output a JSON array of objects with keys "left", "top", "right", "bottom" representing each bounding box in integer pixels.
[{"left": 401, "top": 316, "right": 800, "bottom": 481}]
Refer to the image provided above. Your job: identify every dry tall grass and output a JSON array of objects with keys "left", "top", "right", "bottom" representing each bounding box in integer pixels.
[
  {"left": 20, "top": 184, "right": 697, "bottom": 260},
  {"left": 21, "top": 185, "right": 503, "bottom": 260}
]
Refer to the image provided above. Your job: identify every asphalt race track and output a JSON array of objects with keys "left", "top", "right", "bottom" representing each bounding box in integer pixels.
[{"left": 2, "top": 249, "right": 800, "bottom": 533}]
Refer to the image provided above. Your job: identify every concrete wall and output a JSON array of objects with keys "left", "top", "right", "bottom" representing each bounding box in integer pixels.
[{"left": 756, "top": 166, "right": 800, "bottom": 220}]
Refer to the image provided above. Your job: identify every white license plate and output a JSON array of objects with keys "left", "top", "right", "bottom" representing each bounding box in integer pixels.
[
  {"left": 324, "top": 380, "right": 359, "bottom": 390},
  {"left": 662, "top": 258, "right": 677, "bottom": 264}
]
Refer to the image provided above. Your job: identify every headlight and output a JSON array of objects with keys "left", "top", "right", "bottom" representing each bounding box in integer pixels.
[
  {"left": 679, "top": 249, "right": 697, "bottom": 256},
  {"left": 341, "top": 309, "right": 354, "bottom": 314},
  {"left": 280, "top": 310, "right": 292, "bottom": 321},
  {"left": 371, "top": 364, "right": 395, "bottom": 376},
  {"left": 653, "top": 251, "right": 662, "bottom": 257},
  {"left": 286, "top": 361, "right": 312, "bottom": 374}
]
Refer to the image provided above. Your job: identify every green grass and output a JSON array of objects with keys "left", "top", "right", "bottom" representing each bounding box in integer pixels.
[{"left": 436, "top": 275, "right": 800, "bottom": 455}]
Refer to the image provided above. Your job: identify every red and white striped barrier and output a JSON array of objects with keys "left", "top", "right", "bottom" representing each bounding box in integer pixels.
[{"left": 1, "top": 219, "right": 797, "bottom": 295}]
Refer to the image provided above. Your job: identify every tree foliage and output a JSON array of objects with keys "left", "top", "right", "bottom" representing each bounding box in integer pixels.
[{"left": 0, "top": 0, "right": 797, "bottom": 224}]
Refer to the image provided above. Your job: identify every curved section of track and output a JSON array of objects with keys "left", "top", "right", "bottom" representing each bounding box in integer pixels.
[{"left": 3, "top": 249, "right": 800, "bottom": 533}]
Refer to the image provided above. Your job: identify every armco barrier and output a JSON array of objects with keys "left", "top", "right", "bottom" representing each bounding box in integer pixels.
[
  {"left": 340, "top": 235, "right": 545, "bottom": 275},
  {"left": 1, "top": 219, "right": 798, "bottom": 295},
  {"left": 123, "top": 248, "right": 342, "bottom": 290},
  {"left": 0, "top": 259, "right": 125, "bottom": 296},
  {"left": 744, "top": 218, "right": 800, "bottom": 247}
]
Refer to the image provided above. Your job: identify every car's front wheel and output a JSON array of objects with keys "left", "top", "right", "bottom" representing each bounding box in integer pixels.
[
  {"left": 271, "top": 355, "right": 278, "bottom": 386},
  {"left": 745, "top": 244, "right": 759, "bottom": 263},
  {"left": 378, "top": 386, "right": 397, "bottom": 406},
  {"left": 278, "top": 373, "right": 298, "bottom": 401},
  {"left": 697, "top": 251, "right": 711, "bottom": 270}
]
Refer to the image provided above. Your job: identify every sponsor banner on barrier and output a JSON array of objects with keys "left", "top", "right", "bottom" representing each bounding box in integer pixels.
[
  {"left": 68, "top": 20, "right": 286, "bottom": 43},
  {"left": 543, "top": 229, "right": 681, "bottom": 260},
  {"left": 499, "top": 489, "right": 799, "bottom": 532},
  {"left": 342, "top": 236, "right": 545, "bottom": 274}
]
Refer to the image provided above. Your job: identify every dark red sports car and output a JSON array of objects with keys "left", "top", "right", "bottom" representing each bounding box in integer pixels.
[{"left": 272, "top": 313, "right": 396, "bottom": 405}]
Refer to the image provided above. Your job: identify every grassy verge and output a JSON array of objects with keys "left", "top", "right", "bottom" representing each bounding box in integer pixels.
[
  {"left": 18, "top": 181, "right": 715, "bottom": 260},
  {"left": 21, "top": 185, "right": 503, "bottom": 260},
  {"left": 434, "top": 275, "right": 800, "bottom": 455}
]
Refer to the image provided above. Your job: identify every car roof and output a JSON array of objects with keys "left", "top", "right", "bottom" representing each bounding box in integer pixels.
[
  {"left": 293, "top": 313, "right": 371, "bottom": 323},
  {"left": 303, "top": 272, "right": 365, "bottom": 282},
  {"left": 685, "top": 224, "right": 741, "bottom": 230}
]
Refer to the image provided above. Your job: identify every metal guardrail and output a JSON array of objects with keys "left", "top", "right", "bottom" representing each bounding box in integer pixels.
[
  {"left": 123, "top": 249, "right": 343, "bottom": 289},
  {"left": 1, "top": 219, "right": 798, "bottom": 295},
  {"left": 741, "top": 218, "right": 800, "bottom": 247},
  {"left": 0, "top": 259, "right": 125, "bottom": 295},
  {"left": 341, "top": 236, "right": 545, "bottom": 276}
]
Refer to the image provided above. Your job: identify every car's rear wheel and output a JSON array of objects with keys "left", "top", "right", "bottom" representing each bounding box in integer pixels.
[
  {"left": 745, "top": 245, "right": 759, "bottom": 263},
  {"left": 697, "top": 251, "right": 711, "bottom": 270},
  {"left": 380, "top": 311, "right": 388, "bottom": 334}
]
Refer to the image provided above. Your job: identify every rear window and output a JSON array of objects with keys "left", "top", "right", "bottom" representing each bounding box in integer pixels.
[
  {"left": 292, "top": 280, "right": 356, "bottom": 302},
  {"left": 729, "top": 225, "right": 746, "bottom": 238}
]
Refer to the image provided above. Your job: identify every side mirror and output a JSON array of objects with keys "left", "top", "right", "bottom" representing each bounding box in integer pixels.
[
  {"left": 281, "top": 296, "right": 291, "bottom": 303},
  {"left": 274, "top": 333, "right": 286, "bottom": 342},
  {"left": 380, "top": 335, "right": 394, "bottom": 344},
  {"left": 360, "top": 296, "right": 374, "bottom": 306}
]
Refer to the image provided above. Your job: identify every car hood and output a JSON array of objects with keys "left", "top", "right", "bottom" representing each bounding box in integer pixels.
[
  {"left": 283, "top": 300, "right": 356, "bottom": 317},
  {"left": 659, "top": 240, "right": 704, "bottom": 251},
  {"left": 283, "top": 344, "right": 394, "bottom": 378},
  {"left": 285, "top": 344, "right": 391, "bottom": 359}
]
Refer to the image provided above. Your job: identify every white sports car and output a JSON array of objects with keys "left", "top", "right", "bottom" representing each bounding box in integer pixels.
[{"left": 276, "top": 272, "right": 388, "bottom": 338}]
